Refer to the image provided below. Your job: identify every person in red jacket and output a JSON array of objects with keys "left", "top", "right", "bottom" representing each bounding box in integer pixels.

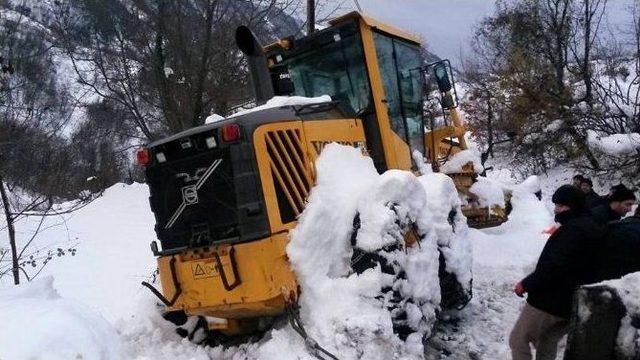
[{"left": 509, "top": 185, "right": 602, "bottom": 360}]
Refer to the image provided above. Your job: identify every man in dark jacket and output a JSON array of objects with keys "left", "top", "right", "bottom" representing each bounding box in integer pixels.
[
  {"left": 580, "top": 178, "right": 605, "bottom": 209},
  {"left": 596, "top": 206, "right": 640, "bottom": 281},
  {"left": 590, "top": 185, "right": 636, "bottom": 226},
  {"left": 509, "top": 185, "right": 602, "bottom": 360}
]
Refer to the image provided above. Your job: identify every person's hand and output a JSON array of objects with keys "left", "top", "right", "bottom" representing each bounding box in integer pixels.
[{"left": 514, "top": 281, "right": 525, "bottom": 297}]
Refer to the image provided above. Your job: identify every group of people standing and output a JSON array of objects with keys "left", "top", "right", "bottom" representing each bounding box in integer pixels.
[{"left": 509, "top": 175, "right": 640, "bottom": 360}]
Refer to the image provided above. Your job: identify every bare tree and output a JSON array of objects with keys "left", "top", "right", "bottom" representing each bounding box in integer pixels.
[
  {"left": 50, "top": 0, "right": 306, "bottom": 140},
  {"left": 466, "top": 0, "right": 606, "bottom": 172}
]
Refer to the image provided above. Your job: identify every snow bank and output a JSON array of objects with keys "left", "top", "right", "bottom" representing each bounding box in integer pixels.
[
  {"left": 286, "top": 144, "right": 472, "bottom": 359},
  {"left": 287, "top": 144, "right": 423, "bottom": 359},
  {"left": 440, "top": 149, "right": 484, "bottom": 174},
  {"left": 471, "top": 180, "right": 552, "bottom": 268},
  {"left": 0, "top": 277, "right": 123, "bottom": 360},
  {"left": 0, "top": 183, "right": 158, "bottom": 321},
  {"left": 587, "top": 130, "right": 640, "bottom": 156}
]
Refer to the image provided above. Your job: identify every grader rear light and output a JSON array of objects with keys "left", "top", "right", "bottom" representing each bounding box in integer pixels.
[
  {"left": 222, "top": 124, "right": 241, "bottom": 143},
  {"left": 136, "top": 148, "right": 151, "bottom": 166}
]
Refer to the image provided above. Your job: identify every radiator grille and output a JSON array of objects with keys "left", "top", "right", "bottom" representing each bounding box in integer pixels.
[{"left": 265, "top": 129, "right": 312, "bottom": 219}]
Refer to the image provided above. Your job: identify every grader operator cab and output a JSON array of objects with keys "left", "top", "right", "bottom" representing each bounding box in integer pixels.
[{"left": 138, "top": 12, "right": 496, "bottom": 344}]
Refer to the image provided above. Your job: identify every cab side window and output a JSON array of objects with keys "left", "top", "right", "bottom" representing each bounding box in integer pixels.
[
  {"left": 373, "top": 33, "right": 425, "bottom": 158},
  {"left": 395, "top": 42, "right": 425, "bottom": 156},
  {"left": 374, "top": 33, "right": 407, "bottom": 140}
]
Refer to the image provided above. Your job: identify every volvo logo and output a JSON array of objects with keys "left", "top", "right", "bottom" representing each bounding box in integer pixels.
[
  {"left": 181, "top": 185, "right": 198, "bottom": 205},
  {"left": 165, "top": 159, "right": 223, "bottom": 229}
]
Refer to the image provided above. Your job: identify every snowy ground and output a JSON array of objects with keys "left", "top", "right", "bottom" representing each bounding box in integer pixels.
[{"left": 0, "top": 151, "right": 561, "bottom": 360}]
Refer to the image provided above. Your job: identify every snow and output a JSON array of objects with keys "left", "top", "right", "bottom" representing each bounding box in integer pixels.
[
  {"left": 0, "top": 146, "right": 609, "bottom": 360},
  {"left": 419, "top": 172, "right": 472, "bottom": 287},
  {"left": 287, "top": 144, "right": 464, "bottom": 358},
  {"left": 472, "top": 183, "right": 552, "bottom": 268},
  {"left": 587, "top": 129, "right": 640, "bottom": 156},
  {"left": 469, "top": 177, "right": 506, "bottom": 209},
  {"left": 0, "top": 276, "right": 124, "bottom": 360},
  {"left": 204, "top": 113, "right": 225, "bottom": 124},
  {"left": 440, "top": 149, "right": 484, "bottom": 174},
  {"left": 230, "top": 95, "right": 332, "bottom": 118},
  {"left": 598, "top": 272, "right": 640, "bottom": 357}
]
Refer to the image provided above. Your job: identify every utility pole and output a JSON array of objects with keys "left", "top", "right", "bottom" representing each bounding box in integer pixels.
[{"left": 307, "top": 0, "right": 315, "bottom": 35}]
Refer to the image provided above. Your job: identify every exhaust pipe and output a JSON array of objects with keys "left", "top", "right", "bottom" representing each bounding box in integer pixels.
[{"left": 235, "top": 26, "right": 274, "bottom": 105}]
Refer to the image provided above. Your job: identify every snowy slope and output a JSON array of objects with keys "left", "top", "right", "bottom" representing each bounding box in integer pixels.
[{"left": 0, "top": 149, "right": 559, "bottom": 359}]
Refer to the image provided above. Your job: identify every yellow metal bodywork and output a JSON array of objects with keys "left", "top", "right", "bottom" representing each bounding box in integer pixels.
[
  {"left": 253, "top": 119, "right": 366, "bottom": 233},
  {"left": 159, "top": 232, "right": 297, "bottom": 319}
]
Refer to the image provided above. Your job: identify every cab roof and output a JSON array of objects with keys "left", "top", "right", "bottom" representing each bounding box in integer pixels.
[
  {"left": 329, "top": 11, "right": 421, "bottom": 45},
  {"left": 264, "top": 11, "right": 421, "bottom": 52}
]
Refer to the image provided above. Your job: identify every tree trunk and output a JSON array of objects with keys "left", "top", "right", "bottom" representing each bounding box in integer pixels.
[
  {"left": 190, "top": 1, "right": 216, "bottom": 128},
  {"left": 0, "top": 175, "right": 19, "bottom": 285},
  {"left": 487, "top": 96, "right": 494, "bottom": 158}
]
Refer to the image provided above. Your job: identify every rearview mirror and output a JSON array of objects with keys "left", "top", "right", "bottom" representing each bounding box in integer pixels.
[{"left": 433, "top": 63, "right": 452, "bottom": 93}]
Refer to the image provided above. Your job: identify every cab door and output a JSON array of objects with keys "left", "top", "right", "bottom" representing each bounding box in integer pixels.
[{"left": 372, "top": 32, "right": 426, "bottom": 169}]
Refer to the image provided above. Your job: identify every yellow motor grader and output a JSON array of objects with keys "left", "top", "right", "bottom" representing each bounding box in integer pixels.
[{"left": 138, "top": 12, "right": 500, "bottom": 347}]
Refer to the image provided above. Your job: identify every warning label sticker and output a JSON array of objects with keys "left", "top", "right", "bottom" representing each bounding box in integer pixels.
[{"left": 191, "top": 259, "right": 219, "bottom": 279}]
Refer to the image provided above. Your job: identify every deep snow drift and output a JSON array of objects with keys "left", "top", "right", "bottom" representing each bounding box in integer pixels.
[
  {"left": 0, "top": 145, "right": 600, "bottom": 360},
  {"left": 286, "top": 144, "right": 472, "bottom": 358}
]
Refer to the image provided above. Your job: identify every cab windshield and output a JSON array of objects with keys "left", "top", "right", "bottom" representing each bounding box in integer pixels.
[{"left": 278, "top": 32, "right": 372, "bottom": 116}]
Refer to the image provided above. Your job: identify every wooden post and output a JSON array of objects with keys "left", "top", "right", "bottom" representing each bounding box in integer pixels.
[{"left": 307, "top": 0, "right": 315, "bottom": 35}]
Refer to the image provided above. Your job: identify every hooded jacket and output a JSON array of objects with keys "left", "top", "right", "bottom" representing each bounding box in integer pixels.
[{"left": 521, "top": 209, "right": 602, "bottom": 318}]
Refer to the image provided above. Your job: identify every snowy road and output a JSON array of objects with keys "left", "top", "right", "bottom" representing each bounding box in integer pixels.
[{"left": 427, "top": 262, "right": 528, "bottom": 359}]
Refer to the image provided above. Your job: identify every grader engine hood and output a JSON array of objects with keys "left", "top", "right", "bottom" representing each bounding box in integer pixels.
[{"left": 144, "top": 122, "right": 270, "bottom": 253}]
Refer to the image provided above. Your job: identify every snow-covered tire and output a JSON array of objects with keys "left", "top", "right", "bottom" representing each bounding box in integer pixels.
[{"left": 349, "top": 204, "right": 427, "bottom": 340}]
